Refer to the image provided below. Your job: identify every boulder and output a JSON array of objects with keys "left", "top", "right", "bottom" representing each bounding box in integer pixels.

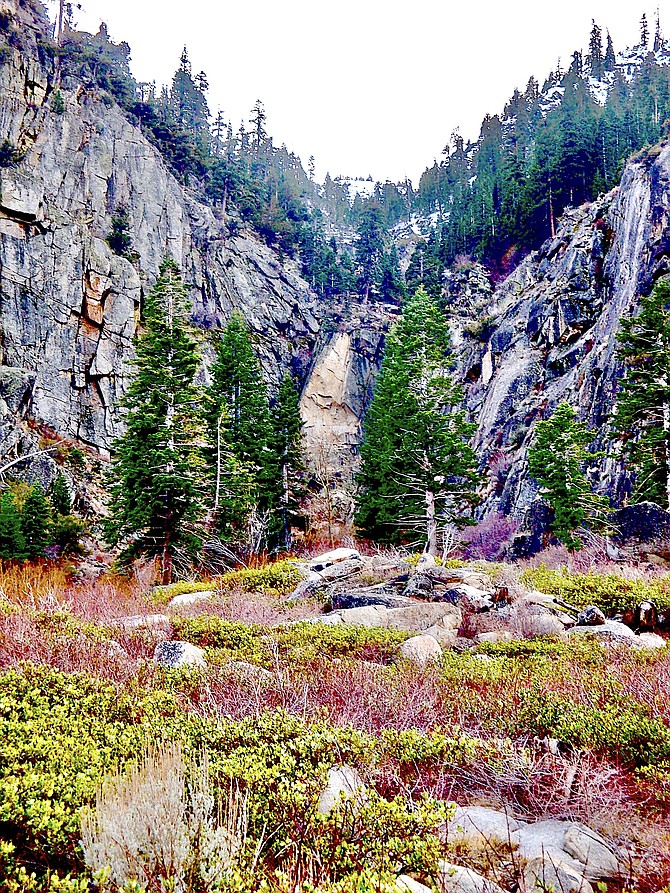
[
  {"left": 332, "top": 590, "right": 415, "bottom": 610},
  {"left": 288, "top": 571, "right": 326, "bottom": 600},
  {"left": 403, "top": 573, "right": 434, "bottom": 599},
  {"left": 396, "top": 877, "right": 432, "bottom": 893},
  {"left": 227, "top": 660, "right": 273, "bottom": 681},
  {"left": 309, "top": 548, "right": 361, "bottom": 571},
  {"left": 441, "top": 805, "right": 524, "bottom": 851},
  {"left": 568, "top": 621, "right": 636, "bottom": 643},
  {"left": 385, "top": 603, "right": 462, "bottom": 632},
  {"left": 519, "top": 610, "right": 569, "bottom": 639},
  {"left": 153, "top": 640, "right": 206, "bottom": 669},
  {"left": 168, "top": 590, "right": 216, "bottom": 609},
  {"left": 577, "top": 605, "right": 606, "bottom": 626},
  {"left": 112, "top": 613, "right": 171, "bottom": 632},
  {"left": 518, "top": 820, "right": 622, "bottom": 882},
  {"left": 439, "top": 862, "right": 506, "bottom": 893},
  {"left": 521, "top": 853, "right": 593, "bottom": 893},
  {"left": 427, "top": 566, "right": 492, "bottom": 591},
  {"left": 474, "top": 630, "right": 514, "bottom": 645},
  {"left": 317, "top": 765, "right": 365, "bottom": 814},
  {"left": 632, "top": 632, "right": 667, "bottom": 650},
  {"left": 424, "top": 622, "right": 459, "bottom": 648},
  {"left": 319, "top": 558, "right": 364, "bottom": 581},
  {"left": 447, "top": 585, "right": 495, "bottom": 612},
  {"left": 398, "top": 635, "right": 443, "bottom": 665},
  {"left": 335, "top": 605, "right": 389, "bottom": 627}
]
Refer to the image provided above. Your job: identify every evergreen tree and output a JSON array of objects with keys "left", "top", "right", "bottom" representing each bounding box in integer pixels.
[
  {"left": 272, "top": 374, "right": 306, "bottom": 551},
  {"left": 208, "top": 312, "right": 279, "bottom": 546},
  {"left": 616, "top": 277, "right": 670, "bottom": 509},
  {"left": 105, "top": 257, "right": 208, "bottom": 583},
  {"left": 21, "top": 485, "right": 51, "bottom": 559},
  {"left": 641, "top": 13, "right": 650, "bottom": 48},
  {"left": 356, "top": 287, "right": 480, "bottom": 552},
  {"left": 0, "top": 491, "right": 27, "bottom": 561},
  {"left": 604, "top": 31, "right": 616, "bottom": 71},
  {"left": 355, "top": 205, "right": 386, "bottom": 300},
  {"left": 587, "top": 20, "right": 604, "bottom": 78},
  {"left": 51, "top": 474, "right": 71, "bottom": 516},
  {"left": 527, "top": 402, "right": 608, "bottom": 551}
]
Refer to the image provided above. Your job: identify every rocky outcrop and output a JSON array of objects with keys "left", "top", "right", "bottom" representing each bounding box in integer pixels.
[
  {"left": 0, "top": 7, "right": 321, "bottom": 454},
  {"left": 451, "top": 143, "right": 670, "bottom": 526}
]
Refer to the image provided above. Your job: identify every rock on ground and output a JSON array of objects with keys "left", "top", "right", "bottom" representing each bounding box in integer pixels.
[
  {"left": 309, "top": 548, "right": 361, "bottom": 571},
  {"left": 441, "top": 805, "right": 524, "bottom": 852},
  {"left": 518, "top": 820, "right": 623, "bottom": 882},
  {"left": 439, "top": 862, "right": 506, "bottom": 893},
  {"left": 398, "top": 635, "right": 443, "bottom": 665},
  {"left": 167, "top": 590, "right": 216, "bottom": 609},
  {"left": 317, "top": 765, "right": 366, "bottom": 814},
  {"left": 153, "top": 640, "right": 206, "bottom": 669}
]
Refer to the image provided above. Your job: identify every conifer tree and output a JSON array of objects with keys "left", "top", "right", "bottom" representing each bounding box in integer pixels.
[
  {"left": 641, "top": 13, "right": 650, "bottom": 48},
  {"left": 21, "top": 485, "right": 51, "bottom": 559},
  {"left": 208, "top": 312, "right": 279, "bottom": 546},
  {"left": 0, "top": 491, "right": 27, "bottom": 561},
  {"left": 105, "top": 257, "right": 208, "bottom": 583},
  {"left": 616, "top": 277, "right": 670, "bottom": 509},
  {"left": 272, "top": 374, "right": 306, "bottom": 551},
  {"left": 356, "top": 287, "right": 480, "bottom": 552},
  {"left": 528, "top": 402, "right": 608, "bottom": 551},
  {"left": 604, "top": 32, "right": 616, "bottom": 72},
  {"left": 51, "top": 474, "right": 71, "bottom": 516}
]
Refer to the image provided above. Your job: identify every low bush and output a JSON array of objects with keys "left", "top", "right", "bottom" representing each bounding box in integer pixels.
[
  {"left": 172, "top": 616, "right": 410, "bottom": 665},
  {"left": 153, "top": 560, "right": 304, "bottom": 604},
  {"left": 521, "top": 564, "right": 670, "bottom": 614}
]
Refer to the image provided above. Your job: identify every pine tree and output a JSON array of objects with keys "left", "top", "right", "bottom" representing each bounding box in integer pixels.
[
  {"left": 51, "top": 474, "right": 71, "bottom": 516},
  {"left": 588, "top": 20, "right": 604, "bottom": 78},
  {"left": 208, "top": 312, "right": 279, "bottom": 547},
  {"left": 616, "top": 277, "right": 670, "bottom": 509},
  {"left": 272, "top": 374, "right": 306, "bottom": 551},
  {"left": 527, "top": 402, "right": 608, "bottom": 551},
  {"left": 21, "top": 485, "right": 51, "bottom": 560},
  {"left": 105, "top": 257, "right": 208, "bottom": 583},
  {"left": 641, "top": 13, "right": 650, "bottom": 48},
  {"left": 356, "top": 287, "right": 480, "bottom": 552},
  {"left": 604, "top": 32, "right": 616, "bottom": 72},
  {"left": 0, "top": 491, "right": 27, "bottom": 561}
]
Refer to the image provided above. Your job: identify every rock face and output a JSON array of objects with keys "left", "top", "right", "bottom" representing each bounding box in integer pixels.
[
  {"left": 0, "top": 8, "right": 320, "bottom": 453},
  {"left": 448, "top": 144, "right": 670, "bottom": 527}
]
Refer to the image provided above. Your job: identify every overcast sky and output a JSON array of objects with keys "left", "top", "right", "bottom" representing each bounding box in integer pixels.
[{"left": 45, "top": 0, "right": 661, "bottom": 184}]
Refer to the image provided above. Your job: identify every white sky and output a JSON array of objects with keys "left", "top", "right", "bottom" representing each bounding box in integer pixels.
[{"left": 45, "top": 0, "right": 662, "bottom": 184}]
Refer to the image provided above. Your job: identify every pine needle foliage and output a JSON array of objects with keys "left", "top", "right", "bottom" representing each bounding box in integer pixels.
[
  {"left": 356, "top": 287, "right": 480, "bottom": 550},
  {"left": 208, "top": 312, "right": 284, "bottom": 548},
  {"left": 527, "top": 401, "right": 608, "bottom": 550},
  {"left": 105, "top": 257, "right": 208, "bottom": 583},
  {"left": 21, "top": 485, "right": 51, "bottom": 560},
  {"left": 616, "top": 276, "right": 670, "bottom": 509},
  {"left": 0, "top": 490, "right": 27, "bottom": 561}
]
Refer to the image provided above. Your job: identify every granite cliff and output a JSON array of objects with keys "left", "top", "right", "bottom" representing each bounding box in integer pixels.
[{"left": 2, "top": 0, "right": 670, "bottom": 535}]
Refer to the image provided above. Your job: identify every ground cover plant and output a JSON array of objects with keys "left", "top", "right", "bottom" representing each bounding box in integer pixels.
[{"left": 2, "top": 557, "right": 670, "bottom": 892}]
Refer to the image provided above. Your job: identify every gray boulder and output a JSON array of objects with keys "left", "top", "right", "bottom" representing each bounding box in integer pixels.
[
  {"left": 402, "top": 574, "right": 434, "bottom": 599},
  {"left": 518, "top": 820, "right": 623, "bottom": 883},
  {"left": 398, "top": 635, "right": 443, "bottom": 665},
  {"left": 309, "top": 548, "right": 361, "bottom": 571},
  {"left": 568, "top": 621, "right": 636, "bottom": 643},
  {"left": 442, "top": 804, "right": 524, "bottom": 851},
  {"left": 332, "top": 590, "right": 415, "bottom": 610},
  {"left": 319, "top": 558, "right": 364, "bottom": 581},
  {"left": 168, "top": 590, "right": 216, "bottom": 609},
  {"left": 317, "top": 765, "right": 365, "bottom": 814},
  {"left": 439, "top": 862, "right": 506, "bottom": 893},
  {"left": 153, "top": 640, "right": 206, "bottom": 669},
  {"left": 577, "top": 605, "right": 606, "bottom": 626},
  {"left": 112, "top": 613, "right": 171, "bottom": 632}
]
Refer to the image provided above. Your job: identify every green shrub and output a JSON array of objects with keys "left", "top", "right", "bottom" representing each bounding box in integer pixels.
[
  {"left": 521, "top": 565, "right": 670, "bottom": 614},
  {"left": 0, "top": 666, "right": 463, "bottom": 890},
  {"left": 172, "top": 616, "right": 410, "bottom": 666},
  {"left": 153, "top": 560, "right": 304, "bottom": 604}
]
